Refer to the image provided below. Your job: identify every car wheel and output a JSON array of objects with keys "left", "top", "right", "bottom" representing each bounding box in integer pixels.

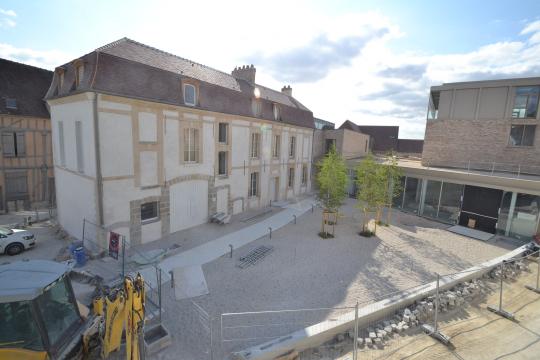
[{"left": 5, "top": 243, "right": 24, "bottom": 256}]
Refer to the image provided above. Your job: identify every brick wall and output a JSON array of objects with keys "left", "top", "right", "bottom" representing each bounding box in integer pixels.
[{"left": 422, "top": 118, "right": 540, "bottom": 169}]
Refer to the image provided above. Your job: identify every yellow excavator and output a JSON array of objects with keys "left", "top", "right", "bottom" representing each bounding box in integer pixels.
[{"left": 0, "top": 260, "right": 145, "bottom": 360}]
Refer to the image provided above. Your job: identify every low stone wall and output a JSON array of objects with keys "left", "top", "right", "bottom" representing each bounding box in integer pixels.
[{"left": 234, "top": 244, "right": 529, "bottom": 360}]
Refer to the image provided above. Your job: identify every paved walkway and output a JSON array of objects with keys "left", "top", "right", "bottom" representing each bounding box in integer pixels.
[{"left": 142, "top": 198, "right": 316, "bottom": 288}]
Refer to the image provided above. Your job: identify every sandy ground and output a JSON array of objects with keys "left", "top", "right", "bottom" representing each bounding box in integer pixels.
[
  {"left": 308, "top": 255, "right": 540, "bottom": 360},
  {"left": 149, "top": 198, "right": 520, "bottom": 360}
]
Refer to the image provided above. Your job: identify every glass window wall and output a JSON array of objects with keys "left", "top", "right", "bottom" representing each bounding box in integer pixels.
[
  {"left": 403, "top": 177, "right": 422, "bottom": 213},
  {"left": 437, "top": 183, "right": 464, "bottom": 223},
  {"left": 423, "top": 180, "right": 442, "bottom": 218},
  {"left": 509, "top": 194, "right": 540, "bottom": 239}
]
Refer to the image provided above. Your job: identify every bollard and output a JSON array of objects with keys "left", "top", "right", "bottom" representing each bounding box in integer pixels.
[
  {"left": 268, "top": 227, "right": 272, "bottom": 239},
  {"left": 311, "top": 204, "right": 314, "bottom": 213},
  {"left": 353, "top": 302, "right": 359, "bottom": 360},
  {"left": 293, "top": 214, "right": 297, "bottom": 224},
  {"left": 169, "top": 270, "right": 174, "bottom": 288},
  {"left": 229, "top": 244, "right": 233, "bottom": 258}
]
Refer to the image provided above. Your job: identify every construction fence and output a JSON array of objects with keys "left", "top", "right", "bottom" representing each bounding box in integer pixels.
[{"left": 216, "top": 247, "right": 540, "bottom": 360}]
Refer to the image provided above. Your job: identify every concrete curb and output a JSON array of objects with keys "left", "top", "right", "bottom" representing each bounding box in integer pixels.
[{"left": 235, "top": 244, "right": 529, "bottom": 360}]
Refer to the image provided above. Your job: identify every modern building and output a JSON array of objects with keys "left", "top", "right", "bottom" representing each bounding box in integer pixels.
[
  {"left": 392, "top": 77, "right": 540, "bottom": 241},
  {"left": 312, "top": 119, "right": 370, "bottom": 162},
  {"left": 45, "top": 38, "right": 314, "bottom": 246},
  {"left": 339, "top": 120, "right": 424, "bottom": 155},
  {"left": 0, "top": 59, "right": 54, "bottom": 212}
]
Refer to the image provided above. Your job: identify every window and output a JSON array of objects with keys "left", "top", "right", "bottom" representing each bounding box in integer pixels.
[
  {"left": 76, "top": 65, "right": 84, "bottom": 87},
  {"left": 0, "top": 301, "right": 44, "bottom": 351},
  {"left": 2, "top": 132, "right": 25, "bottom": 157},
  {"left": 58, "top": 121, "right": 66, "bottom": 166},
  {"left": 273, "top": 104, "right": 281, "bottom": 121},
  {"left": 218, "top": 123, "right": 228, "bottom": 144},
  {"left": 325, "top": 139, "right": 336, "bottom": 154},
  {"left": 183, "top": 84, "right": 197, "bottom": 106},
  {"left": 289, "top": 136, "right": 296, "bottom": 158},
  {"left": 249, "top": 172, "right": 258, "bottom": 197},
  {"left": 251, "top": 99, "right": 262, "bottom": 117},
  {"left": 250, "top": 133, "right": 260, "bottom": 158},
  {"left": 512, "top": 86, "right": 539, "bottom": 118},
  {"left": 301, "top": 164, "right": 307, "bottom": 185},
  {"left": 58, "top": 71, "right": 64, "bottom": 92},
  {"left": 36, "top": 278, "right": 79, "bottom": 349},
  {"left": 183, "top": 128, "right": 200, "bottom": 162},
  {"left": 218, "top": 151, "right": 227, "bottom": 176},
  {"left": 288, "top": 167, "right": 295, "bottom": 188},
  {"left": 141, "top": 201, "right": 159, "bottom": 221},
  {"left": 427, "top": 90, "right": 440, "bottom": 120},
  {"left": 509, "top": 125, "right": 536, "bottom": 146},
  {"left": 272, "top": 135, "right": 280, "bottom": 158},
  {"left": 5, "top": 98, "right": 17, "bottom": 109},
  {"left": 75, "top": 121, "right": 84, "bottom": 173}
]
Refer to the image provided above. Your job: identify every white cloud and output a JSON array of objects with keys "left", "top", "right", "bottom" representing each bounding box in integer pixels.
[
  {"left": 0, "top": 43, "right": 73, "bottom": 70},
  {"left": 0, "top": 7, "right": 16, "bottom": 28}
]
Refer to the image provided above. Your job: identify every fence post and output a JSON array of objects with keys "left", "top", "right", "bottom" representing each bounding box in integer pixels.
[
  {"left": 158, "top": 267, "right": 162, "bottom": 324},
  {"left": 353, "top": 302, "right": 359, "bottom": 360},
  {"left": 121, "top": 236, "right": 126, "bottom": 278},
  {"left": 525, "top": 254, "right": 540, "bottom": 294},
  {"left": 488, "top": 260, "right": 515, "bottom": 320},
  {"left": 434, "top": 273, "right": 440, "bottom": 333}
]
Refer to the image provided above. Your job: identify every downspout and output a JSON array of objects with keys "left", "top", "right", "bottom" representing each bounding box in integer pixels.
[{"left": 91, "top": 52, "right": 104, "bottom": 227}]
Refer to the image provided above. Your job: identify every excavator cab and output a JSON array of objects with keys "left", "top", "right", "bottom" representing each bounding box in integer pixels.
[{"left": 0, "top": 260, "right": 83, "bottom": 360}]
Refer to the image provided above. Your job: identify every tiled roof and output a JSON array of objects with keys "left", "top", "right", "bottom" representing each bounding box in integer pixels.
[
  {"left": 46, "top": 38, "right": 313, "bottom": 128},
  {"left": 0, "top": 58, "right": 53, "bottom": 118}
]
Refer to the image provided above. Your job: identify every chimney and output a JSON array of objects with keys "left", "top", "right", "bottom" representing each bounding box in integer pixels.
[
  {"left": 281, "top": 85, "right": 292, "bottom": 97},
  {"left": 232, "top": 64, "right": 256, "bottom": 83}
]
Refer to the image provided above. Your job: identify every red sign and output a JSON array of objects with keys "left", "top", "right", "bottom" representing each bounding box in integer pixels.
[{"left": 109, "top": 232, "right": 120, "bottom": 260}]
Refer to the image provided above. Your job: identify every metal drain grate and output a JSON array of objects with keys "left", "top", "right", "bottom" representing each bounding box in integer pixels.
[{"left": 237, "top": 246, "right": 274, "bottom": 269}]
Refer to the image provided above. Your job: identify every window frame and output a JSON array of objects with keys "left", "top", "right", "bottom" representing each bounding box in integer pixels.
[
  {"left": 288, "top": 167, "right": 295, "bottom": 188},
  {"left": 273, "top": 103, "right": 281, "bottom": 121},
  {"left": 75, "top": 121, "right": 84, "bottom": 173},
  {"left": 249, "top": 172, "right": 259, "bottom": 197},
  {"left": 141, "top": 201, "right": 160, "bottom": 223},
  {"left": 272, "top": 134, "right": 280, "bottom": 158},
  {"left": 2, "top": 131, "right": 26, "bottom": 158},
  {"left": 58, "top": 121, "right": 66, "bottom": 166},
  {"left": 183, "top": 83, "right": 197, "bottom": 107},
  {"left": 183, "top": 128, "right": 200, "bottom": 163},
  {"left": 289, "top": 136, "right": 296, "bottom": 158},
  {"left": 250, "top": 132, "right": 261, "bottom": 159},
  {"left": 512, "top": 86, "right": 540, "bottom": 119},
  {"left": 508, "top": 124, "right": 536, "bottom": 147},
  {"left": 218, "top": 122, "right": 228, "bottom": 144},
  {"left": 218, "top": 151, "right": 228, "bottom": 176},
  {"left": 301, "top": 164, "right": 308, "bottom": 185}
]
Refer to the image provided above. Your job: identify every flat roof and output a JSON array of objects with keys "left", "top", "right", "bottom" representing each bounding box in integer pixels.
[{"left": 0, "top": 260, "right": 71, "bottom": 303}]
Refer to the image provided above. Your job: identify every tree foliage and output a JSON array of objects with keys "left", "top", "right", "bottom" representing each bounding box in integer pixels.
[{"left": 316, "top": 145, "right": 348, "bottom": 212}]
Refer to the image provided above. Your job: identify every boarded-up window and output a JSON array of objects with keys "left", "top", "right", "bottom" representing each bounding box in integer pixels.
[
  {"left": 2, "top": 132, "right": 25, "bottom": 157},
  {"left": 58, "top": 121, "right": 66, "bottom": 166},
  {"left": 75, "top": 121, "right": 84, "bottom": 172},
  {"left": 5, "top": 171, "right": 28, "bottom": 200}
]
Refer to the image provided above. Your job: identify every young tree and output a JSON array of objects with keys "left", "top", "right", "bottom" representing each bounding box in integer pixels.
[
  {"left": 355, "top": 154, "right": 386, "bottom": 235},
  {"left": 381, "top": 152, "right": 403, "bottom": 225},
  {"left": 316, "top": 145, "right": 348, "bottom": 237}
]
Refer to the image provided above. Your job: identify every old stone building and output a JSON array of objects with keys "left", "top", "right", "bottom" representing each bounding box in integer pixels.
[
  {"left": 0, "top": 59, "right": 54, "bottom": 211},
  {"left": 45, "top": 38, "right": 314, "bottom": 245}
]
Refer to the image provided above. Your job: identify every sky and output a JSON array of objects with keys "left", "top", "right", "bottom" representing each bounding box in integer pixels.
[{"left": 1, "top": 0, "right": 540, "bottom": 138}]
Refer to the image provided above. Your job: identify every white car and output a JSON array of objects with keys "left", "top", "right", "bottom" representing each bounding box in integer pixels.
[{"left": 0, "top": 226, "right": 36, "bottom": 255}]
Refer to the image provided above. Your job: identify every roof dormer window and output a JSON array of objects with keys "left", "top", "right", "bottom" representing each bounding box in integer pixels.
[
  {"left": 273, "top": 103, "right": 281, "bottom": 121},
  {"left": 183, "top": 83, "right": 197, "bottom": 106},
  {"left": 57, "top": 70, "right": 64, "bottom": 92},
  {"left": 76, "top": 64, "right": 84, "bottom": 87},
  {"left": 5, "top": 98, "right": 17, "bottom": 110}
]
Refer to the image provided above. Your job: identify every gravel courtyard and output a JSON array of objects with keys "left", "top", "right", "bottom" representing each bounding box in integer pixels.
[{"left": 154, "top": 198, "right": 520, "bottom": 360}]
